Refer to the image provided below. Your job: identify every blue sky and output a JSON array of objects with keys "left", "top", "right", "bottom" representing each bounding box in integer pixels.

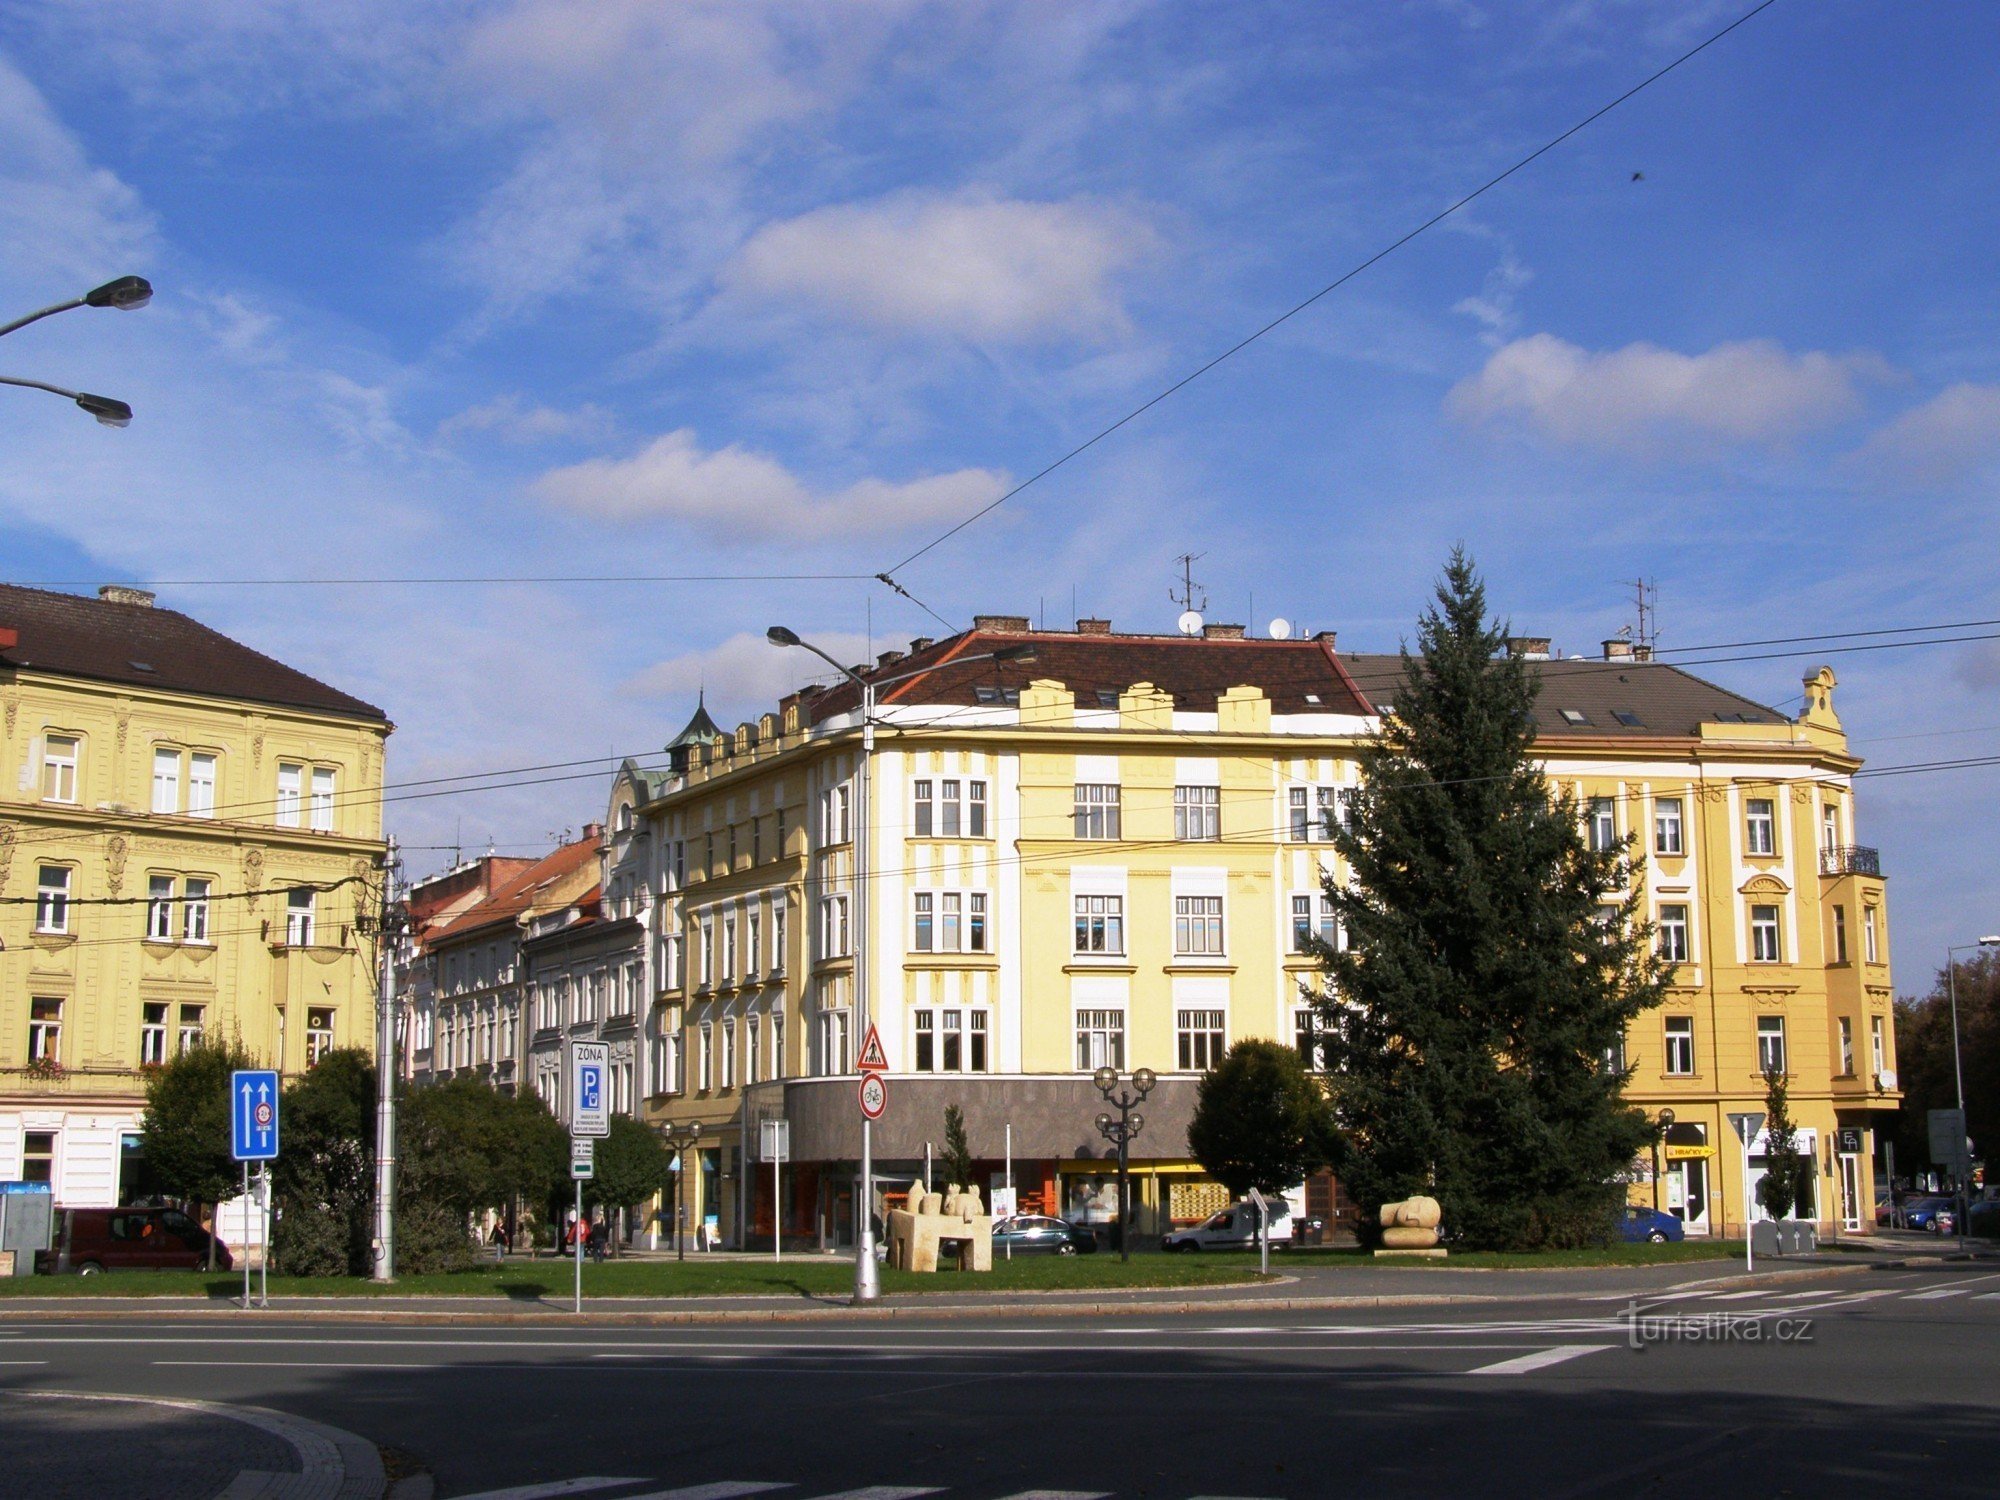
[{"left": 1, "top": 2, "right": 1994, "bottom": 977}]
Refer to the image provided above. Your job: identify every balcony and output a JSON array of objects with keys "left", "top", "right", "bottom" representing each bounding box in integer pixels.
[{"left": 1820, "top": 845, "right": 1881, "bottom": 878}]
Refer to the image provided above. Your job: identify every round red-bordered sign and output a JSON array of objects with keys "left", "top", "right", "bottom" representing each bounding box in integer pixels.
[{"left": 858, "top": 1072, "right": 888, "bottom": 1120}]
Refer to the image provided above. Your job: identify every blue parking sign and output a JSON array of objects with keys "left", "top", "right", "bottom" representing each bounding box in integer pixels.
[{"left": 233, "top": 1069, "right": 280, "bottom": 1161}]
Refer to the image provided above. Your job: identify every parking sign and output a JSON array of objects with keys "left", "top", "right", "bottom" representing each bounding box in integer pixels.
[{"left": 570, "top": 1041, "right": 610, "bottom": 1137}]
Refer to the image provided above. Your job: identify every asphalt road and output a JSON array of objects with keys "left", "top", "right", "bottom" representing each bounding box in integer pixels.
[{"left": 3, "top": 1260, "right": 1997, "bottom": 1499}]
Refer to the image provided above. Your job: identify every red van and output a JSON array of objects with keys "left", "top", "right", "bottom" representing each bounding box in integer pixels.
[{"left": 36, "top": 1206, "right": 232, "bottom": 1274}]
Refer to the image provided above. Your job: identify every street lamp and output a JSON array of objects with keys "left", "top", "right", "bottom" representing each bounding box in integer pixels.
[
  {"left": 657, "top": 1120, "right": 704, "bottom": 1262},
  {"left": 3, "top": 274, "right": 152, "bottom": 426},
  {"left": 1944, "top": 935, "right": 2000, "bottom": 1244},
  {"left": 1652, "top": 1108, "right": 1676, "bottom": 1215},
  {"left": 1093, "top": 1065, "right": 1156, "bottom": 1263},
  {"left": 767, "top": 624, "right": 1034, "bottom": 1301}
]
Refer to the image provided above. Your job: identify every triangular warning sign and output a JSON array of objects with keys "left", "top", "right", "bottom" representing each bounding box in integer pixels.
[{"left": 857, "top": 1023, "right": 888, "bottom": 1073}]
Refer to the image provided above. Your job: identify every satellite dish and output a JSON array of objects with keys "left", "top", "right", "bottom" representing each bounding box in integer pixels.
[
  {"left": 1177, "top": 610, "right": 1204, "bottom": 637},
  {"left": 1268, "top": 617, "right": 1292, "bottom": 640}
]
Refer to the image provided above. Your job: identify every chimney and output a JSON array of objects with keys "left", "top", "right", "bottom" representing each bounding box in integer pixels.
[
  {"left": 1506, "top": 636, "right": 1552, "bottom": 661},
  {"left": 1313, "top": 630, "right": 1338, "bottom": 647},
  {"left": 1632, "top": 644, "right": 1655, "bottom": 663},
  {"left": 972, "top": 614, "right": 1031, "bottom": 632},
  {"left": 99, "top": 584, "right": 155, "bottom": 608},
  {"left": 908, "top": 637, "right": 934, "bottom": 654},
  {"left": 1602, "top": 638, "right": 1635, "bottom": 661},
  {"left": 582, "top": 822, "right": 604, "bottom": 842},
  {"left": 1203, "top": 622, "right": 1246, "bottom": 640},
  {"left": 1075, "top": 617, "right": 1112, "bottom": 635},
  {"left": 876, "top": 649, "right": 905, "bottom": 670}
]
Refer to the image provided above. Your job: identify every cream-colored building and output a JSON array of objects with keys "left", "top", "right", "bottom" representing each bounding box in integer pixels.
[
  {"left": 1, "top": 584, "right": 390, "bottom": 1205},
  {"left": 636, "top": 614, "right": 1896, "bottom": 1247}
]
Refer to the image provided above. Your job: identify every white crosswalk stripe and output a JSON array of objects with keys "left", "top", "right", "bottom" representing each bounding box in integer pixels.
[
  {"left": 804, "top": 1489, "right": 944, "bottom": 1500},
  {"left": 1906, "top": 1286, "right": 1975, "bottom": 1300}
]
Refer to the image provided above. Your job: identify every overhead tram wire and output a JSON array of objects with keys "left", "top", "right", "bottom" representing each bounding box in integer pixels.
[
  {"left": 876, "top": 0, "right": 1786, "bottom": 584},
  {"left": 7, "top": 571, "right": 876, "bottom": 588}
]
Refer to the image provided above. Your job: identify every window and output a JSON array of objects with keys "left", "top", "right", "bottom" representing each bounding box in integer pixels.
[
  {"left": 819, "top": 894, "right": 850, "bottom": 959},
  {"left": 1174, "top": 785, "right": 1220, "bottom": 841},
  {"left": 1294, "top": 1007, "right": 1319, "bottom": 1069},
  {"left": 746, "top": 1014, "right": 761, "bottom": 1085},
  {"left": 724, "top": 914, "right": 738, "bottom": 980},
  {"left": 28, "top": 997, "right": 62, "bottom": 1062},
  {"left": 1289, "top": 892, "right": 1339, "bottom": 953},
  {"left": 1821, "top": 801, "right": 1841, "bottom": 852},
  {"left": 968, "top": 781, "right": 987, "bottom": 838},
  {"left": 722, "top": 1018, "right": 737, "bottom": 1087},
  {"left": 1073, "top": 783, "right": 1121, "bottom": 839},
  {"left": 772, "top": 904, "right": 787, "bottom": 973},
  {"left": 307, "top": 1007, "right": 335, "bottom": 1066},
  {"left": 1839, "top": 1017, "right": 1855, "bottom": 1076},
  {"left": 746, "top": 913, "right": 761, "bottom": 978},
  {"left": 821, "top": 783, "right": 851, "bottom": 845},
  {"left": 1654, "top": 798, "right": 1684, "bottom": 856},
  {"left": 141, "top": 1003, "right": 168, "bottom": 1066},
  {"left": 1831, "top": 905, "right": 1848, "bottom": 963},
  {"left": 1757, "top": 1014, "right": 1787, "bottom": 1076},
  {"left": 1604, "top": 1033, "right": 1627, "bottom": 1075},
  {"left": 817, "top": 1009, "right": 850, "bottom": 1075},
  {"left": 21, "top": 1131, "right": 54, "bottom": 1184},
  {"left": 1289, "top": 785, "right": 1340, "bottom": 842},
  {"left": 276, "top": 763, "right": 303, "bottom": 826},
  {"left": 177, "top": 1003, "right": 206, "bottom": 1054},
  {"left": 1664, "top": 1015, "right": 1695, "bottom": 1076},
  {"left": 1073, "top": 895, "right": 1124, "bottom": 954},
  {"left": 148, "top": 875, "right": 176, "bottom": 940},
  {"left": 698, "top": 1023, "right": 714, "bottom": 1091},
  {"left": 36, "top": 866, "right": 71, "bottom": 933},
  {"left": 1177, "top": 1009, "right": 1225, "bottom": 1071},
  {"left": 1750, "top": 904, "right": 1781, "bottom": 963},
  {"left": 184, "top": 878, "right": 210, "bottom": 943},
  {"left": 1075, "top": 1008, "right": 1125, "bottom": 1071},
  {"left": 1745, "top": 797, "right": 1775, "bottom": 856},
  {"left": 188, "top": 753, "right": 216, "bottom": 817},
  {"left": 940, "top": 893, "right": 962, "bottom": 952},
  {"left": 1871, "top": 1016, "right": 1887, "bottom": 1076},
  {"left": 41, "top": 735, "right": 78, "bottom": 802},
  {"left": 153, "top": 747, "right": 181, "bottom": 814},
  {"left": 727, "top": 823, "right": 738, "bottom": 870},
  {"left": 969, "top": 893, "right": 988, "bottom": 952},
  {"left": 1586, "top": 797, "right": 1617, "bottom": 853},
  {"left": 913, "top": 892, "right": 934, "bottom": 951},
  {"left": 310, "top": 767, "right": 336, "bottom": 831},
  {"left": 286, "top": 888, "right": 316, "bottom": 946},
  {"left": 772, "top": 1013, "right": 786, "bottom": 1077},
  {"left": 914, "top": 891, "right": 989, "bottom": 953},
  {"left": 1657, "top": 904, "right": 1690, "bottom": 964},
  {"left": 500, "top": 1004, "right": 517, "bottom": 1057},
  {"left": 913, "top": 779, "right": 933, "bottom": 835},
  {"left": 1864, "top": 907, "right": 1880, "bottom": 964},
  {"left": 913, "top": 1008, "right": 989, "bottom": 1073},
  {"left": 939, "top": 779, "right": 962, "bottom": 837},
  {"left": 1173, "top": 895, "right": 1224, "bottom": 956}
]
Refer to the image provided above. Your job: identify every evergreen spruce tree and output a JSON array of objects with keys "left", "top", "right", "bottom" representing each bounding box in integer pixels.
[
  {"left": 1310, "top": 550, "right": 1672, "bottom": 1250},
  {"left": 1756, "top": 1068, "right": 1805, "bottom": 1221}
]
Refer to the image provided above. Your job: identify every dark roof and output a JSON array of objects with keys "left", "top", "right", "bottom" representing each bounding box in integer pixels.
[
  {"left": 1338, "top": 653, "right": 1789, "bottom": 738},
  {"left": 804, "top": 628, "right": 1371, "bottom": 723},
  {"left": 666, "top": 694, "right": 725, "bottom": 750},
  {"left": 0, "top": 583, "right": 387, "bottom": 721}
]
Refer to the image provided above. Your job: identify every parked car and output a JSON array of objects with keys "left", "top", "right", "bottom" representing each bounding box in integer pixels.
[
  {"left": 1162, "top": 1201, "right": 1294, "bottom": 1252},
  {"left": 1886, "top": 1195, "right": 1957, "bottom": 1234},
  {"left": 991, "top": 1215, "right": 1096, "bottom": 1256},
  {"left": 34, "top": 1206, "right": 231, "bottom": 1275},
  {"left": 1618, "top": 1205, "right": 1686, "bottom": 1244}
]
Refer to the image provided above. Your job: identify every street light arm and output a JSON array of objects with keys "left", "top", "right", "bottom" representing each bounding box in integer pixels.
[
  {"left": 0, "top": 275, "right": 153, "bottom": 340},
  {"left": 0, "top": 375, "right": 133, "bottom": 426},
  {"left": 0, "top": 297, "right": 88, "bottom": 341}
]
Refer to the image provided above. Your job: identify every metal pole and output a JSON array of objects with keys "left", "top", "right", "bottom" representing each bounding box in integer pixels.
[
  {"left": 774, "top": 1151, "right": 782, "bottom": 1264},
  {"left": 853, "top": 681, "right": 880, "bottom": 1302},
  {"left": 242, "top": 1161, "right": 252, "bottom": 1309},
  {"left": 1744, "top": 1136, "right": 1755, "bottom": 1274},
  {"left": 1117, "top": 1121, "right": 1130, "bottom": 1264},
  {"left": 675, "top": 1151, "right": 684, "bottom": 1262},
  {"left": 1651, "top": 1136, "right": 1662, "bottom": 1214},
  {"left": 258, "top": 1167, "right": 270, "bottom": 1308},
  {"left": 1948, "top": 954, "right": 1969, "bottom": 1245},
  {"left": 371, "top": 837, "right": 399, "bottom": 1282},
  {"left": 574, "top": 1179, "right": 583, "bottom": 1313},
  {"left": 1005, "top": 1123, "right": 1013, "bottom": 1262}
]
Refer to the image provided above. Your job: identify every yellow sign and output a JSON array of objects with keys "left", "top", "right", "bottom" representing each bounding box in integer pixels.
[{"left": 1664, "top": 1144, "right": 1714, "bottom": 1160}]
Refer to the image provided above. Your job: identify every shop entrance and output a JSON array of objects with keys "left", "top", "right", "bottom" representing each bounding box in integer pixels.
[
  {"left": 1663, "top": 1122, "right": 1711, "bottom": 1235},
  {"left": 1839, "top": 1153, "right": 1863, "bottom": 1231}
]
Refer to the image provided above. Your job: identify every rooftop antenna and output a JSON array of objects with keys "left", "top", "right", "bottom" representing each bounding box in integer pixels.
[
  {"left": 1170, "top": 552, "right": 1207, "bottom": 615},
  {"left": 1620, "top": 577, "right": 1659, "bottom": 653}
]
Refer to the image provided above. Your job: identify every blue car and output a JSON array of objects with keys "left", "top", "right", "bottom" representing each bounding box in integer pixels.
[{"left": 1619, "top": 1205, "right": 1686, "bottom": 1244}]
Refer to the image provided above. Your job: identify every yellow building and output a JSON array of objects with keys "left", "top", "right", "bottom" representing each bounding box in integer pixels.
[
  {"left": 1, "top": 584, "right": 390, "bottom": 1205},
  {"left": 637, "top": 614, "right": 1894, "bottom": 1246}
]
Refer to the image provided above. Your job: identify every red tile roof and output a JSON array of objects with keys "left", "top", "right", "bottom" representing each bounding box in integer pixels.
[{"left": 426, "top": 836, "right": 602, "bottom": 946}]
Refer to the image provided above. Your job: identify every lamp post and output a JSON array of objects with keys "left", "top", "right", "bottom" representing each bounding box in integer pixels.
[
  {"left": 2, "top": 275, "right": 152, "bottom": 426},
  {"left": 657, "top": 1120, "right": 703, "bottom": 1262},
  {"left": 1652, "top": 1108, "right": 1676, "bottom": 1215},
  {"left": 1944, "top": 936, "right": 2000, "bottom": 1244},
  {"left": 1093, "top": 1065, "right": 1156, "bottom": 1262},
  {"left": 767, "top": 625, "right": 1034, "bottom": 1302}
]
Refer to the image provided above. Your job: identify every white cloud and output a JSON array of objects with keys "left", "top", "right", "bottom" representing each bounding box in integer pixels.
[
  {"left": 1854, "top": 382, "right": 2000, "bottom": 488},
  {"left": 438, "top": 393, "right": 614, "bottom": 444},
  {"left": 534, "top": 428, "right": 1008, "bottom": 541},
  {"left": 626, "top": 629, "right": 877, "bottom": 716},
  {"left": 1447, "top": 333, "right": 1888, "bottom": 449},
  {"left": 0, "top": 55, "right": 154, "bottom": 286},
  {"left": 1450, "top": 252, "right": 1531, "bottom": 347},
  {"left": 720, "top": 192, "right": 1157, "bottom": 343}
]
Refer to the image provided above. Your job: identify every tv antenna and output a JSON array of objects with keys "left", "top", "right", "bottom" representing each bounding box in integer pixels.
[
  {"left": 1620, "top": 577, "right": 1659, "bottom": 652},
  {"left": 1170, "top": 553, "right": 1207, "bottom": 616}
]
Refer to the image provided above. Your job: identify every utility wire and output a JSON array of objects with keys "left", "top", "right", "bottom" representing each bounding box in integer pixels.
[
  {"left": 879, "top": 0, "right": 1784, "bottom": 578},
  {"left": 7, "top": 573, "right": 875, "bottom": 588}
]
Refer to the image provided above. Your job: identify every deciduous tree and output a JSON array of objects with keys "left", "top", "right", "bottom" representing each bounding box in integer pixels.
[{"left": 139, "top": 1036, "right": 257, "bottom": 1269}]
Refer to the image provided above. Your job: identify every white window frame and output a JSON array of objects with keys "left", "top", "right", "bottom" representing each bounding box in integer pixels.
[
  {"left": 1657, "top": 904, "right": 1690, "bottom": 964},
  {"left": 1073, "top": 894, "right": 1124, "bottom": 955},
  {"left": 147, "top": 874, "right": 177, "bottom": 941},
  {"left": 1871, "top": 1016, "right": 1886, "bottom": 1076},
  {"left": 310, "top": 767, "right": 336, "bottom": 832},
  {"left": 821, "top": 783, "right": 851, "bottom": 846},
  {"left": 1757, "top": 1014, "right": 1787, "bottom": 1076},
  {"left": 1864, "top": 906, "right": 1880, "bottom": 964},
  {"left": 276, "top": 763, "right": 303, "bottom": 827},
  {"left": 1073, "top": 783, "right": 1121, "bottom": 839},
  {"left": 187, "top": 752, "right": 217, "bottom": 817},
  {"left": 1176, "top": 1008, "right": 1226, "bottom": 1071},
  {"left": 819, "top": 894, "right": 850, "bottom": 959},
  {"left": 1586, "top": 796, "right": 1617, "bottom": 853},
  {"left": 1174, "top": 784, "right": 1220, "bottom": 841},
  {"left": 1074, "top": 1007, "right": 1126, "bottom": 1071},
  {"left": 1173, "top": 894, "right": 1225, "bottom": 956},
  {"left": 1745, "top": 797, "right": 1776, "bottom": 857},
  {"left": 41, "top": 735, "right": 79, "bottom": 803},
  {"left": 28, "top": 997, "right": 62, "bottom": 1062},
  {"left": 1655, "top": 797, "right": 1684, "bottom": 856},
  {"left": 1839, "top": 1016, "right": 1855, "bottom": 1076},
  {"left": 177, "top": 1003, "right": 206, "bottom": 1055},
  {"left": 153, "top": 747, "right": 181, "bottom": 814},
  {"left": 1664, "top": 1015, "right": 1695, "bottom": 1076},
  {"left": 286, "top": 888, "right": 316, "bottom": 947},
  {"left": 35, "top": 865, "right": 71, "bottom": 934},
  {"left": 184, "top": 877, "right": 211, "bottom": 944},
  {"left": 141, "top": 1002, "right": 168, "bottom": 1066},
  {"left": 1749, "top": 904, "right": 1782, "bottom": 963}
]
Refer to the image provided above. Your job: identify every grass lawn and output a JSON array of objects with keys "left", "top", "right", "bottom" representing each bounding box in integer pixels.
[{"left": 0, "top": 1252, "right": 1264, "bottom": 1299}]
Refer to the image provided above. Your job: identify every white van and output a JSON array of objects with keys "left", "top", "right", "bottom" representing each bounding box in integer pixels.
[{"left": 1161, "top": 1199, "right": 1293, "bottom": 1252}]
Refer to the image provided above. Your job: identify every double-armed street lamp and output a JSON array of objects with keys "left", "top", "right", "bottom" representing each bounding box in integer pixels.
[
  {"left": 766, "top": 625, "right": 1035, "bottom": 1301},
  {"left": 657, "top": 1120, "right": 704, "bottom": 1262},
  {"left": 1, "top": 274, "right": 152, "bottom": 426},
  {"left": 1944, "top": 935, "right": 1999, "bottom": 1243},
  {"left": 1094, "top": 1065, "right": 1156, "bottom": 1262}
]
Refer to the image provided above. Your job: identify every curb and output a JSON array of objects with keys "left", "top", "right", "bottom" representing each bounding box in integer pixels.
[{"left": 0, "top": 1264, "right": 1866, "bottom": 1326}]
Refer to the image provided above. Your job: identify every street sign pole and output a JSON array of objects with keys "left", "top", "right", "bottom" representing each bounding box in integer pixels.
[
  {"left": 242, "top": 1160, "right": 252, "bottom": 1310},
  {"left": 1729, "top": 1111, "right": 1765, "bottom": 1273},
  {"left": 574, "top": 1176, "right": 583, "bottom": 1314},
  {"left": 231, "top": 1068, "right": 280, "bottom": 1308}
]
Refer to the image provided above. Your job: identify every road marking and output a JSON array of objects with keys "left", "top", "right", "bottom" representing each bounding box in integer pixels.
[
  {"left": 1906, "top": 1286, "right": 1974, "bottom": 1300},
  {"left": 989, "top": 1492, "right": 1111, "bottom": 1499},
  {"left": 448, "top": 1481, "right": 651, "bottom": 1500},
  {"left": 0, "top": 1360, "right": 46, "bottom": 1365},
  {"left": 1977, "top": 1293, "right": 2000, "bottom": 1301},
  {"left": 1467, "top": 1344, "right": 1614, "bottom": 1377},
  {"left": 1702, "top": 1290, "right": 1774, "bottom": 1301},
  {"left": 1204, "top": 1326, "right": 1279, "bottom": 1335},
  {"left": 618, "top": 1485, "right": 797, "bottom": 1500}
]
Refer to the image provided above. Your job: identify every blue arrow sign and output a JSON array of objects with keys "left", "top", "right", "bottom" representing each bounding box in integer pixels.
[{"left": 232, "top": 1069, "right": 280, "bottom": 1161}]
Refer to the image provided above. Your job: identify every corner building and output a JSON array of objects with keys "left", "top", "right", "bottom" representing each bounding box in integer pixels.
[
  {"left": 1, "top": 584, "right": 390, "bottom": 1205},
  {"left": 638, "top": 615, "right": 1896, "bottom": 1246}
]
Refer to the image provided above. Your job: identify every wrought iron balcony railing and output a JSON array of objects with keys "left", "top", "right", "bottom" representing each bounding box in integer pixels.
[{"left": 1820, "top": 844, "right": 1882, "bottom": 878}]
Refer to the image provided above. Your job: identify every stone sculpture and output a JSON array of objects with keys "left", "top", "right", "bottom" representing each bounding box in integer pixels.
[
  {"left": 886, "top": 1179, "right": 994, "bottom": 1272},
  {"left": 1374, "top": 1195, "right": 1446, "bottom": 1257}
]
